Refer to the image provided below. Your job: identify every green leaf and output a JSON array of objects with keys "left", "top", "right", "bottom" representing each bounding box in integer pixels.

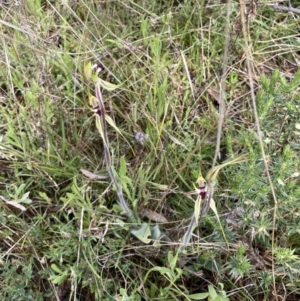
[
  {"left": 89, "top": 95, "right": 98, "bottom": 108},
  {"left": 38, "top": 192, "right": 52, "bottom": 204},
  {"left": 50, "top": 264, "right": 64, "bottom": 274},
  {"left": 49, "top": 273, "right": 68, "bottom": 285},
  {"left": 83, "top": 62, "right": 92, "bottom": 81},
  {"left": 119, "top": 156, "right": 127, "bottom": 178},
  {"left": 206, "top": 154, "right": 248, "bottom": 183},
  {"left": 187, "top": 292, "right": 209, "bottom": 300},
  {"left": 105, "top": 115, "right": 123, "bottom": 135},
  {"left": 208, "top": 285, "right": 217, "bottom": 299},
  {"left": 151, "top": 224, "right": 162, "bottom": 240},
  {"left": 95, "top": 115, "right": 108, "bottom": 149},
  {"left": 131, "top": 223, "right": 151, "bottom": 244},
  {"left": 150, "top": 266, "right": 175, "bottom": 282},
  {"left": 15, "top": 183, "right": 26, "bottom": 196},
  {"left": 99, "top": 79, "right": 120, "bottom": 91},
  {"left": 19, "top": 192, "right": 32, "bottom": 204},
  {"left": 167, "top": 251, "right": 177, "bottom": 271}
]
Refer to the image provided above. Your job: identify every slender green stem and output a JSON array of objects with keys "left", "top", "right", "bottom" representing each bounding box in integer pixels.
[
  {"left": 181, "top": 183, "right": 213, "bottom": 249},
  {"left": 95, "top": 82, "right": 137, "bottom": 223}
]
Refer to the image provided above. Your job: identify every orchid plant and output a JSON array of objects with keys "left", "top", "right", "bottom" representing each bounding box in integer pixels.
[
  {"left": 84, "top": 62, "right": 167, "bottom": 244},
  {"left": 84, "top": 62, "right": 136, "bottom": 223},
  {"left": 181, "top": 154, "right": 248, "bottom": 250}
]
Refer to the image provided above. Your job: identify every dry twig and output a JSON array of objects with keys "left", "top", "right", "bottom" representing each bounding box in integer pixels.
[
  {"left": 212, "top": 0, "right": 232, "bottom": 168},
  {"left": 271, "top": 4, "right": 300, "bottom": 15}
]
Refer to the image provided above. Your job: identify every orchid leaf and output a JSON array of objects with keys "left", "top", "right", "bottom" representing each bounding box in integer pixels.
[
  {"left": 131, "top": 223, "right": 151, "bottom": 244},
  {"left": 89, "top": 95, "right": 98, "bottom": 108},
  {"left": 105, "top": 115, "right": 122, "bottom": 135},
  {"left": 99, "top": 79, "right": 120, "bottom": 91},
  {"left": 83, "top": 62, "right": 92, "bottom": 81},
  {"left": 150, "top": 224, "right": 162, "bottom": 240},
  {"left": 206, "top": 154, "right": 248, "bottom": 183},
  {"left": 105, "top": 115, "right": 131, "bottom": 146},
  {"left": 95, "top": 116, "right": 108, "bottom": 149}
]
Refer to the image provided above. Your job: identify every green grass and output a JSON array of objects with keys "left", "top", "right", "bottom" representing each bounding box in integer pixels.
[{"left": 0, "top": 0, "right": 300, "bottom": 300}]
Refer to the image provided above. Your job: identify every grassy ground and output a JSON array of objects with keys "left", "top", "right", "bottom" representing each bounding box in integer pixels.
[{"left": 0, "top": 0, "right": 300, "bottom": 300}]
